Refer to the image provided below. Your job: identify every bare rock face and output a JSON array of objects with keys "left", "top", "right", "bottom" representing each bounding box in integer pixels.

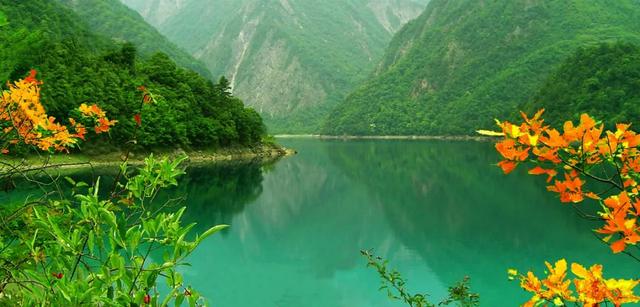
[
  {"left": 367, "top": 0, "right": 428, "bottom": 34},
  {"left": 120, "top": 0, "right": 188, "bottom": 27},
  {"left": 120, "top": 0, "right": 427, "bottom": 133}
]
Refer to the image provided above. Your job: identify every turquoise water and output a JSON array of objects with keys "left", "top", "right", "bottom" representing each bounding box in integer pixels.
[
  {"left": 171, "top": 139, "right": 640, "bottom": 306},
  {"left": 3, "top": 139, "right": 638, "bottom": 305}
]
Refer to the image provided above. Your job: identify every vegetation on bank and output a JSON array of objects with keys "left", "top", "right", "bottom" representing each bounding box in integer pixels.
[
  {"left": 0, "top": 0, "right": 265, "bottom": 154},
  {"left": 0, "top": 143, "right": 290, "bottom": 173},
  {"left": 0, "top": 73, "right": 225, "bottom": 305}
]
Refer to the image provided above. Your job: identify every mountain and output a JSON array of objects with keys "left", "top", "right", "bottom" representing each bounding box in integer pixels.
[
  {"left": 57, "top": 0, "right": 210, "bottom": 77},
  {"left": 324, "top": 0, "right": 640, "bottom": 136},
  {"left": 121, "top": 0, "right": 428, "bottom": 133},
  {"left": 525, "top": 42, "right": 640, "bottom": 128},
  {"left": 0, "top": 0, "right": 265, "bottom": 151}
]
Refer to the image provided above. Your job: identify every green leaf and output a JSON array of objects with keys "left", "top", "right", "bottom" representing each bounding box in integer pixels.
[
  {"left": 0, "top": 11, "right": 7, "bottom": 27},
  {"left": 88, "top": 230, "right": 95, "bottom": 255},
  {"left": 29, "top": 229, "right": 39, "bottom": 250},
  {"left": 107, "top": 286, "right": 114, "bottom": 300},
  {"left": 48, "top": 215, "right": 69, "bottom": 247},
  {"left": 94, "top": 177, "right": 101, "bottom": 197},
  {"left": 64, "top": 176, "right": 76, "bottom": 186},
  {"left": 188, "top": 293, "right": 197, "bottom": 307},
  {"left": 146, "top": 271, "right": 158, "bottom": 288},
  {"left": 99, "top": 208, "right": 117, "bottom": 229},
  {"left": 126, "top": 226, "right": 142, "bottom": 251},
  {"left": 174, "top": 293, "right": 184, "bottom": 307},
  {"left": 196, "top": 224, "right": 229, "bottom": 245}
]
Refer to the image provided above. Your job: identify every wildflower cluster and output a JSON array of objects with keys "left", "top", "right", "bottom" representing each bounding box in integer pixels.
[
  {"left": 0, "top": 70, "right": 116, "bottom": 153},
  {"left": 509, "top": 259, "right": 640, "bottom": 306},
  {"left": 480, "top": 109, "right": 640, "bottom": 253},
  {"left": 481, "top": 110, "right": 640, "bottom": 306}
]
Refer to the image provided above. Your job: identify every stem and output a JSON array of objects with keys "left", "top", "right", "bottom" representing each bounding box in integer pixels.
[
  {"left": 109, "top": 93, "right": 146, "bottom": 199},
  {"left": 39, "top": 261, "right": 54, "bottom": 294},
  {"left": 606, "top": 136, "right": 625, "bottom": 189},
  {"left": 69, "top": 235, "right": 90, "bottom": 281},
  {"left": 559, "top": 156, "right": 623, "bottom": 190},
  {"left": 129, "top": 241, "right": 154, "bottom": 295}
]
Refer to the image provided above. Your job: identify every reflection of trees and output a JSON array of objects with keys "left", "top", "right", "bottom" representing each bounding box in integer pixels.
[
  {"left": 327, "top": 140, "right": 638, "bottom": 304},
  {"left": 2, "top": 162, "right": 267, "bottom": 232},
  {"left": 175, "top": 162, "right": 266, "bottom": 228},
  {"left": 210, "top": 140, "right": 383, "bottom": 278}
]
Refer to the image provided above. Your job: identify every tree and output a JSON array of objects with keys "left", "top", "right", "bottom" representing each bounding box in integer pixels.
[
  {"left": 216, "top": 76, "right": 232, "bottom": 98},
  {"left": 104, "top": 42, "right": 137, "bottom": 71}
]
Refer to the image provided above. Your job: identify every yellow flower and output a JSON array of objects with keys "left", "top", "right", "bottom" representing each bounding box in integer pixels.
[
  {"left": 477, "top": 129, "right": 504, "bottom": 137},
  {"left": 606, "top": 278, "right": 640, "bottom": 305}
]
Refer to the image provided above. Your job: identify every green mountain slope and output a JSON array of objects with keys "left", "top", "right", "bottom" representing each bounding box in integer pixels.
[
  {"left": 0, "top": 0, "right": 264, "bottom": 151},
  {"left": 525, "top": 42, "right": 640, "bottom": 128},
  {"left": 57, "top": 0, "right": 210, "bottom": 77},
  {"left": 121, "top": 0, "right": 427, "bottom": 133},
  {"left": 324, "top": 0, "right": 640, "bottom": 135}
]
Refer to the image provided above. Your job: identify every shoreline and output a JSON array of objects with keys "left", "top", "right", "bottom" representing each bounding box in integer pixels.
[
  {"left": 275, "top": 134, "right": 492, "bottom": 141},
  {"left": 1, "top": 144, "right": 297, "bottom": 172}
]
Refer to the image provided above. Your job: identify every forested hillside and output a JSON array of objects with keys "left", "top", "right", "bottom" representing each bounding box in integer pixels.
[
  {"left": 0, "top": 0, "right": 264, "bottom": 152},
  {"left": 525, "top": 42, "right": 640, "bottom": 128},
  {"left": 325, "top": 0, "right": 640, "bottom": 135},
  {"left": 58, "top": 0, "right": 210, "bottom": 77},
  {"left": 122, "top": 0, "right": 427, "bottom": 133}
]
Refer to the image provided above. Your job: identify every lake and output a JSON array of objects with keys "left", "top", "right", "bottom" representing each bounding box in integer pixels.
[
  {"left": 171, "top": 138, "right": 640, "bottom": 306},
  {"left": 4, "top": 139, "right": 636, "bottom": 306}
]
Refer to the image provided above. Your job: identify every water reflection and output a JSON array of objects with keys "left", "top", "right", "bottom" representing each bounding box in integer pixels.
[
  {"left": 326, "top": 140, "right": 640, "bottom": 304},
  {"left": 178, "top": 162, "right": 266, "bottom": 228},
  {"left": 179, "top": 139, "right": 639, "bottom": 306},
  {"left": 17, "top": 140, "right": 635, "bottom": 306}
]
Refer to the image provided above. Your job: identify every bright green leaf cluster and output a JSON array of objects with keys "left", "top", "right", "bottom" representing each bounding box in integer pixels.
[{"left": 0, "top": 156, "right": 226, "bottom": 306}]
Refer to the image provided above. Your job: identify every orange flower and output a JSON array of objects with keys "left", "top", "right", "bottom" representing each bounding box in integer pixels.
[
  {"left": 547, "top": 171, "right": 585, "bottom": 203},
  {"left": 572, "top": 263, "right": 608, "bottom": 304},
  {"left": 79, "top": 103, "right": 106, "bottom": 118},
  {"left": 529, "top": 166, "right": 557, "bottom": 182},
  {"left": 541, "top": 128, "right": 568, "bottom": 148},
  {"left": 514, "top": 260, "right": 640, "bottom": 306},
  {"left": 77, "top": 103, "right": 116, "bottom": 134},
  {"left": 532, "top": 146, "right": 561, "bottom": 164},
  {"left": 1, "top": 71, "right": 116, "bottom": 152},
  {"left": 596, "top": 193, "right": 640, "bottom": 253},
  {"left": 521, "top": 271, "right": 542, "bottom": 293},
  {"left": 134, "top": 113, "right": 142, "bottom": 126},
  {"left": 495, "top": 139, "right": 530, "bottom": 174},
  {"left": 94, "top": 117, "right": 117, "bottom": 134},
  {"left": 541, "top": 259, "right": 573, "bottom": 299},
  {"left": 23, "top": 69, "right": 41, "bottom": 85},
  {"left": 606, "top": 279, "right": 640, "bottom": 305},
  {"left": 520, "top": 109, "right": 546, "bottom": 134}
]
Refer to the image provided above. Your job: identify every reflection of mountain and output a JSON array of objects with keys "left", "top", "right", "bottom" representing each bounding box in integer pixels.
[
  {"left": 327, "top": 140, "right": 639, "bottom": 304},
  {"left": 180, "top": 140, "right": 421, "bottom": 306},
  {"left": 210, "top": 140, "right": 379, "bottom": 277},
  {"left": 166, "top": 140, "right": 640, "bottom": 306}
]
